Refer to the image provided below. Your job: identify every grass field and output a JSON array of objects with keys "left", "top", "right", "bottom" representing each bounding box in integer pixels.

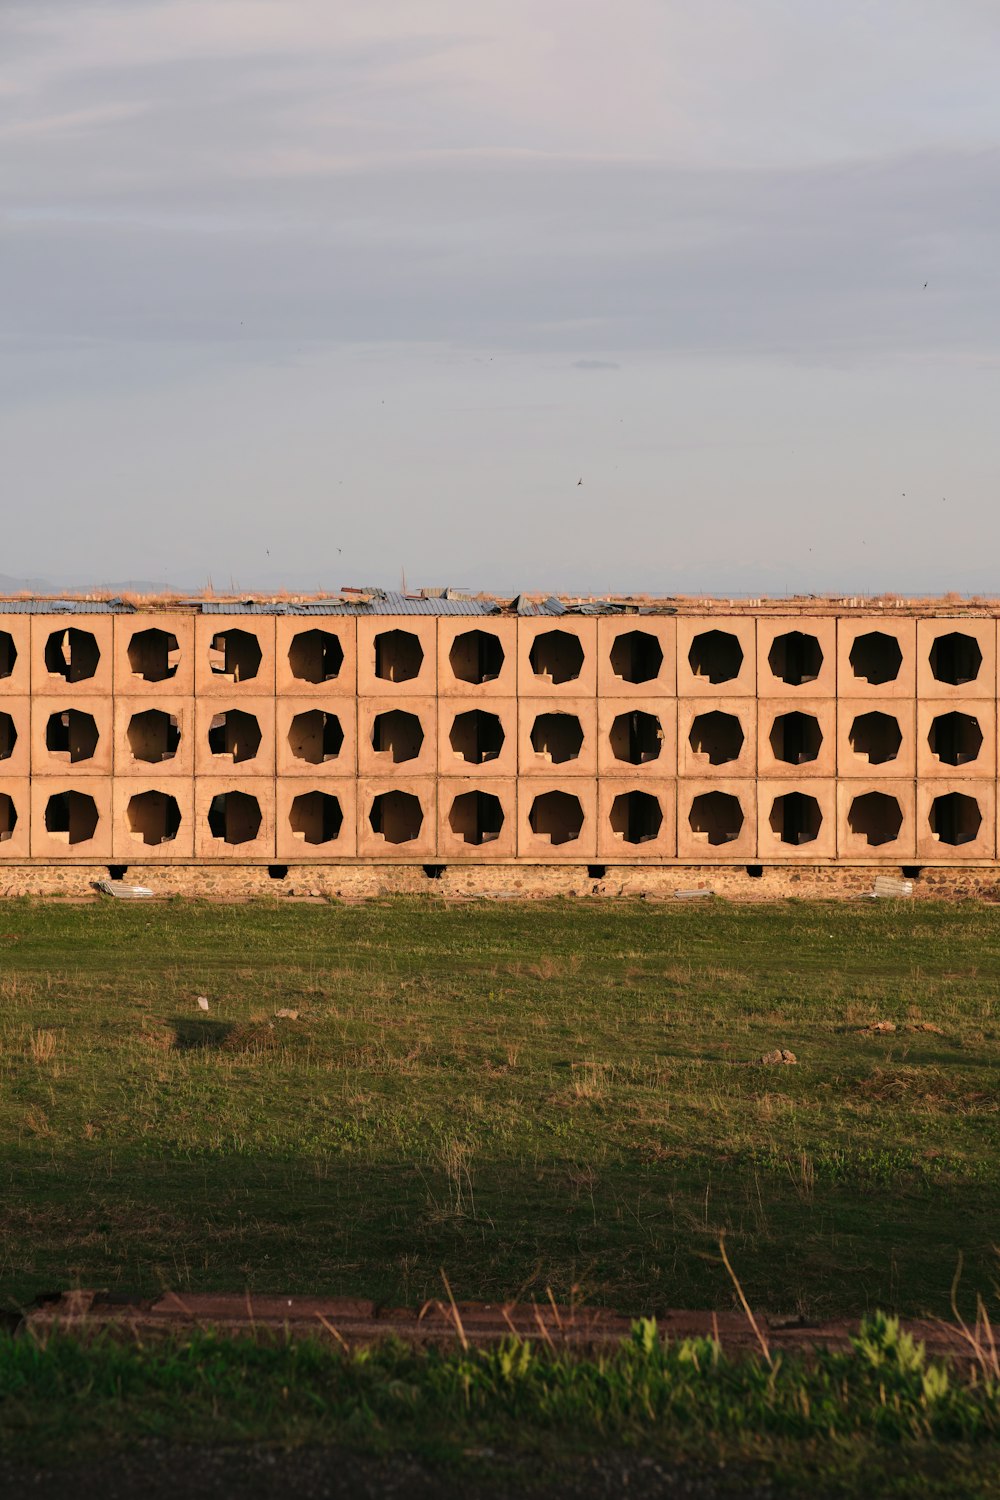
[{"left": 1, "top": 896, "right": 998, "bottom": 1321}]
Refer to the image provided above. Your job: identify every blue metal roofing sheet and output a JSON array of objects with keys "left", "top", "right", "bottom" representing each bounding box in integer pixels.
[{"left": 0, "top": 598, "right": 133, "bottom": 614}]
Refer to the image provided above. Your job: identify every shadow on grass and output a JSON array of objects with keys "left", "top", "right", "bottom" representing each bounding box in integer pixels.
[{"left": 170, "top": 1018, "right": 236, "bottom": 1050}]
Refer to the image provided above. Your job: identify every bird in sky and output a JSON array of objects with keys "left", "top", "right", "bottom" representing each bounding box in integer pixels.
[{"left": 577, "top": 478, "right": 583, "bottom": 486}]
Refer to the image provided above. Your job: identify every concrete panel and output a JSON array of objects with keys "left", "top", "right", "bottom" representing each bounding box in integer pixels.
[
  {"left": 113, "top": 697, "right": 195, "bottom": 777},
  {"left": 275, "top": 778, "right": 358, "bottom": 859},
  {"left": 194, "top": 777, "right": 276, "bottom": 859},
  {"left": 916, "top": 619, "right": 995, "bottom": 700},
  {"left": 757, "top": 617, "right": 836, "bottom": 698},
  {"left": 31, "top": 615, "right": 114, "bottom": 696},
  {"left": 30, "top": 778, "right": 112, "bottom": 858},
  {"left": 0, "top": 777, "right": 30, "bottom": 859},
  {"left": 357, "top": 777, "right": 438, "bottom": 858},
  {"left": 0, "top": 697, "right": 30, "bottom": 777},
  {"left": 836, "top": 780, "right": 916, "bottom": 862},
  {"left": 518, "top": 697, "right": 598, "bottom": 777},
  {"left": 917, "top": 780, "right": 996, "bottom": 861},
  {"left": 437, "top": 777, "right": 517, "bottom": 860},
  {"left": 437, "top": 619, "right": 518, "bottom": 698},
  {"left": 358, "top": 696, "right": 438, "bottom": 778},
  {"left": 0, "top": 616, "right": 31, "bottom": 696},
  {"left": 194, "top": 614, "right": 276, "bottom": 696},
  {"left": 517, "top": 618, "right": 597, "bottom": 698},
  {"left": 597, "top": 617, "right": 676, "bottom": 697},
  {"left": 675, "top": 617, "right": 756, "bottom": 698},
  {"left": 837, "top": 618, "right": 916, "bottom": 698},
  {"left": 113, "top": 614, "right": 195, "bottom": 696},
  {"left": 837, "top": 700, "right": 916, "bottom": 778},
  {"left": 598, "top": 697, "right": 677, "bottom": 778},
  {"left": 516, "top": 779, "right": 598, "bottom": 859},
  {"left": 195, "top": 697, "right": 276, "bottom": 777},
  {"left": 756, "top": 779, "right": 837, "bottom": 861},
  {"left": 275, "top": 617, "right": 357, "bottom": 697},
  {"left": 112, "top": 778, "right": 195, "bottom": 860},
  {"left": 275, "top": 698, "right": 357, "bottom": 778},
  {"left": 677, "top": 698, "right": 755, "bottom": 778},
  {"left": 31, "top": 697, "right": 113, "bottom": 777},
  {"left": 357, "top": 617, "right": 437, "bottom": 696},
  {"left": 917, "top": 699, "right": 996, "bottom": 779},
  {"left": 677, "top": 778, "right": 756, "bottom": 860},
  {"left": 597, "top": 779, "right": 677, "bottom": 861},
  {"left": 757, "top": 698, "right": 836, "bottom": 779},
  {"left": 438, "top": 698, "right": 518, "bottom": 777}
]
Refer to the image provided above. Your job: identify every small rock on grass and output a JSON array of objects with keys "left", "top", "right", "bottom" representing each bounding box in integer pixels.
[
  {"left": 760, "top": 1048, "right": 797, "bottom": 1065},
  {"left": 275, "top": 1009, "right": 299, "bottom": 1020},
  {"left": 196, "top": 997, "right": 209, "bottom": 1011}
]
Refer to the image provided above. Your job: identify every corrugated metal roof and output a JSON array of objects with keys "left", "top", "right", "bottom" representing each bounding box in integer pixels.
[{"left": 0, "top": 598, "right": 133, "bottom": 614}]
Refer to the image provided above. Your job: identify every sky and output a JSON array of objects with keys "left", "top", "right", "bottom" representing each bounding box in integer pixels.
[{"left": 3, "top": 0, "right": 1000, "bottom": 595}]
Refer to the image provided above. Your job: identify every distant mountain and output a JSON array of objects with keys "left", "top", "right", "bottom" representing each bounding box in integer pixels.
[{"left": 0, "top": 573, "right": 191, "bottom": 596}]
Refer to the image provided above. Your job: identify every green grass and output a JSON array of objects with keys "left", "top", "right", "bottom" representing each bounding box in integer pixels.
[{"left": 1, "top": 896, "right": 999, "bottom": 1321}]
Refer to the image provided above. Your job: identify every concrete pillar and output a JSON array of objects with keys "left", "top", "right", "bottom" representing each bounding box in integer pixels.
[
  {"left": 675, "top": 617, "right": 756, "bottom": 698},
  {"left": 596, "top": 617, "right": 676, "bottom": 697},
  {"left": 598, "top": 697, "right": 677, "bottom": 779},
  {"left": 836, "top": 780, "right": 916, "bottom": 861},
  {"left": 756, "top": 779, "right": 837, "bottom": 861},
  {"left": 837, "top": 618, "right": 916, "bottom": 698},
  {"left": 0, "top": 697, "right": 30, "bottom": 777},
  {"left": 275, "top": 698, "right": 357, "bottom": 777},
  {"left": 113, "top": 697, "right": 195, "bottom": 777},
  {"left": 275, "top": 617, "right": 357, "bottom": 697},
  {"left": 31, "top": 697, "right": 114, "bottom": 776},
  {"left": 756, "top": 699, "right": 837, "bottom": 778},
  {"left": 917, "top": 700, "right": 996, "bottom": 779},
  {"left": 194, "top": 614, "right": 276, "bottom": 696},
  {"left": 0, "top": 616, "right": 32, "bottom": 696},
  {"left": 112, "top": 778, "right": 195, "bottom": 859},
  {"left": 437, "top": 777, "right": 517, "bottom": 859},
  {"left": 597, "top": 779, "right": 677, "bottom": 860},
  {"left": 516, "top": 778, "right": 598, "bottom": 859},
  {"left": 677, "top": 698, "right": 755, "bottom": 778},
  {"left": 194, "top": 777, "right": 276, "bottom": 858},
  {"left": 676, "top": 779, "right": 757, "bottom": 860},
  {"left": 437, "top": 698, "right": 518, "bottom": 777},
  {"left": 30, "top": 778, "right": 113, "bottom": 858},
  {"left": 358, "top": 696, "right": 438, "bottom": 778},
  {"left": 917, "top": 780, "right": 996, "bottom": 860},
  {"left": 517, "top": 619, "right": 598, "bottom": 698},
  {"left": 275, "top": 779, "right": 358, "bottom": 859},
  {"left": 194, "top": 697, "right": 276, "bottom": 777},
  {"left": 357, "top": 617, "right": 438, "bottom": 696},
  {"left": 0, "top": 777, "right": 30, "bottom": 858},
  {"left": 836, "top": 700, "right": 916, "bottom": 778},
  {"left": 31, "top": 615, "right": 114, "bottom": 696},
  {"left": 518, "top": 698, "right": 598, "bottom": 776},
  {"left": 437, "top": 619, "right": 518, "bottom": 697},
  {"left": 757, "top": 617, "right": 837, "bottom": 697},
  {"left": 113, "top": 614, "right": 195, "bottom": 696},
  {"left": 916, "top": 619, "right": 996, "bottom": 700},
  {"left": 357, "top": 777, "right": 438, "bottom": 858}
]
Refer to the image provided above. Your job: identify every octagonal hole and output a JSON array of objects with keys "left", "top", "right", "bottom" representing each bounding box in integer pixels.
[
  {"left": 127, "top": 628, "right": 179, "bottom": 683},
  {"left": 449, "top": 629, "right": 504, "bottom": 685},
  {"left": 127, "top": 790, "right": 181, "bottom": 847},
  {"left": 929, "top": 792, "right": 982, "bottom": 847},
  {"left": 688, "top": 630, "right": 743, "bottom": 684},
  {"left": 207, "top": 791, "right": 261, "bottom": 845},
  {"left": 609, "top": 710, "right": 662, "bottom": 765},
  {"left": 44, "top": 790, "right": 98, "bottom": 845},
  {"left": 449, "top": 789, "right": 504, "bottom": 846},
  {"left": 208, "top": 710, "right": 261, "bottom": 764},
  {"left": 0, "top": 631, "right": 17, "bottom": 679},
  {"left": 374, "top": 629, "right": 423, "bottom": 684},
  {"left": 290, "top": 790, "right": 344, "bottom": 845},
  {"left": 0, "top": 792, "right": 16, "bottom": 841},
  {"left": 529, "top": 630, "right": 584, "bottom": 685},
  {"left": 44, "top": 628, "right": 100, "bottom": 683},
  {"left": 850, "top": 631, "right": 903, "bottom": 685},
  {"left": 530, "top": 712, "right": 583, "bottom": 765},
  {"left": 450, "top": 710, "right": 504, "bottom": 765},
  {"left": 769, "top": 711, "right": 822, "bottom": 766},
  {"left": 609, "top": 630, "right": 663, "bottom": 685},
  {"left": 769, "top": 792, "right": 822, "bottom": 846},
  {"left": 688, "top": 791, "right": 744, "bottom": 846},
  {"left": 929, "top": 632, "right": 982, "bottom": 686},
  {"left": 848, "top": 791, "right": 903, "bottom": 847},
  {"left": 288, "top": 629, "right": 344, "bottom": 684},
  {"left": 45, "top": 709, "right": 99, "bottom": 764},
  {"left": 768, "top": 631, "right": 822, "bottom": 686},
  {"left": 849, "top": 711, "right": 901, "bottom": 766},
  {"left": 127, "top": 708, "right": 180, "bottom": 764},
  {"left": 208, "top": 628, "right": 261, "bottom": 683},
  {"left": 369, "top": 790, "right": 423, "bottom": 844},
  {"left": 528, "top": 790, "right": 584, "bottom": 845},
  {"left": 928, "top": 711, "right": 983, "bottom": 767},
  {"left": 0, "top": 712, "right": 17, "bottom": 761},
  {"left": 610, "top": 790, "right": 662, "bottom": 845},
  {"left": 372, "top": 710, "right": 424, "bottom": 764},
  {"left": 688, "top": 710, "right": 743, "bottom": 766},
  {"left": 287, "top": 710, "right": 344, "bottom": 765}
]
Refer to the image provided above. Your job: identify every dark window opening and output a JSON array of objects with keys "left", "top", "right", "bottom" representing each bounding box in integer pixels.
[
  {"left": 127, "top": 708, "right": 181, "bottom": 764},
  {"left": 688, "top": 710, "right": 743, "bottom": 766},
  {"left": 0, "top": 792, "right": 16, "bottom": 842},
  {"left": 449, "top": 789, "right": 504, "bottom": 846},
  {"left": 769, "top": 791, "right": 822, "bottom": 846},
  {"left": 369, "top": 790, "right": 423, "bottom": 844},
  {"left": 848, "top": 791, "right": 903, "bottom": 847},
  {"left": 287, "top": 710, "right": 344, "bottom": 765},
  {"left": 45, "top": 709, "right": 99, "bottom": 764},
  {"left": 127, "top": 628, "right": 179, "bottom": 683},
  {"left": 208, "top": 628, "right": 262, "bottom": 683},
  {"left": 609, "top": 630, "right": 663, "bottom": 685},
  {"left": 268, "top": 865, "right": 289, "bottom": 880},
  {"left": 850, "top": 631, "right": 902, "bottom": 685},
  {"left": 688, "top": 629, "right": 743, "bottom": 684},
  {"left": 610, "top": 790, "right": 662, "bottom": 845},
  {"left": 768, "top": 631, "right": 823, "bottom": 686},
  {"left": 769, "top": 711, "right": 822, "bottom": 766},
  {"left": 528, "top": 790, "right": 584, "bottom": 846},
  {"left": 849, "top": 711, "right": 902, "bottom": 765},
  {"left": 0, "top": 631, "right": 17, "bottom": 680},
  {"left": 530, "top": 712, "right": 584, "bottom": 764},
  {"left": 423, "top": 864, "right": 446, "bottom": 879},
  {"left": 609, "top": 710, "right": 662, "bottom": 765},
  {"left": 208, "top": 710, "right": 262, "bottom": 764},
  {"left": 288, "top": 629, "right": 344, "bottom": 684},
  {"left": 929, "top": 792, "right": 982, "bottom": 847},
  {"left": 449, "top": 709, "right": 504, "bottom": 765},
  {"left": 901, "top": 866, "right": 922, "bottom": 879},
  {"left": 372, "top": 709, "right": 424, "bottom": 764},
  {"left": 44, "top": 628, "right": 100, "bottom": 683},
  {"left": 374, "top": 629, "right": 423, "bottom": 683},
  {"left": 688, "top": 791, "right": 744, "bottom": 846},
  {"left": 928, "top": 711, "right": 983, "bottom": 767},
  {"left": 207, "top": 791, "right": 262, "bottom": 845},
  {"left": 0, "top": 712, "right": 16, "bottom": 761},
  {"left": 745, "top": 864, "right": 763, "bottom": 878},
  {"left": 107, "top": 865, "right": 128, "bottom": 880},
  {"left": 528, "top": 629, "right": 584, "bottom": 685},
  {"left": 126, "top": 790, "right": 182, "bottom": 847},
  {"left": 929, "top": 631, "right": 982, "bottom": 686},
  {"left": 587, "top": 865, "right": 607, "bottom": 879},
  {"left": 449, "top": 629, "right": 504, "bottom": 685},
  {"left": 289, "top": 790, "right": 344, "bottom": 845},
  {"left": 44, "top": 790, "right": 98, "bottom": 845}
]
